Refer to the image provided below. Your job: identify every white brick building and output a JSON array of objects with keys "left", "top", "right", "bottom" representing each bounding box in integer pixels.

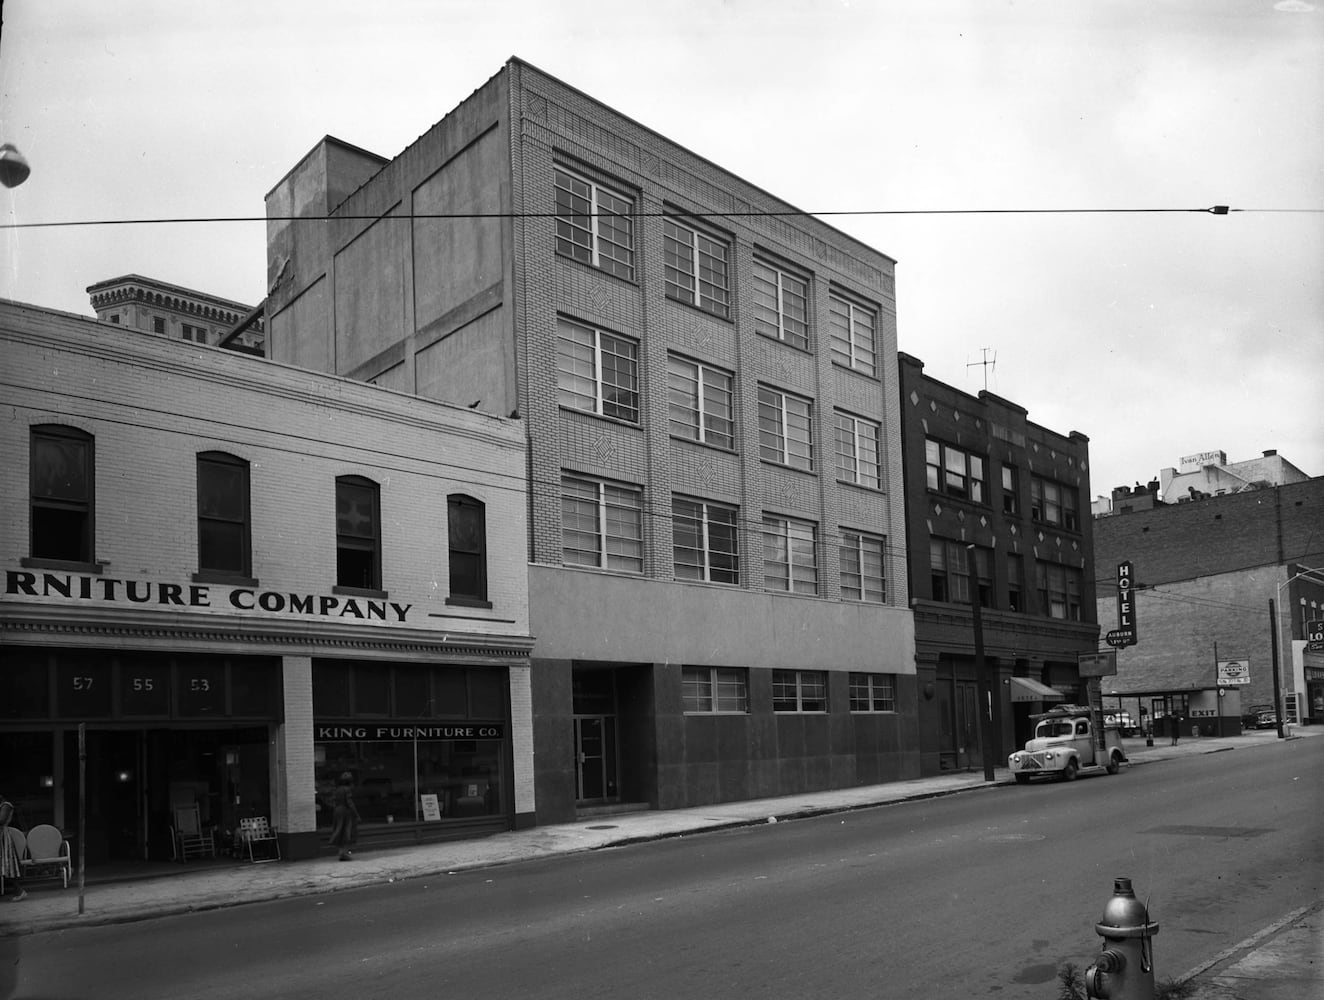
[{"left": 0, "top": 299, "right": 533, "bottom": 862}]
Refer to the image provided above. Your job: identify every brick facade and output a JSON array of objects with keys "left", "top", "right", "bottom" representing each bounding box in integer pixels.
[
  {"left": 1094, "top": 478, "right": 1324, "bottom": 728},
  {"left": 0, "top": 300, "right": 534, "bottom": 860},
  {"left": 265, "top": 58, "right": 919, "bottom": 818},
  {"left": 898, "top": 354, "right": 1100, "bottom": 773}
]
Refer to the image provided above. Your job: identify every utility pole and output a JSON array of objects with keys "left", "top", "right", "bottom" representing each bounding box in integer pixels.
[{"left": 966, "top": 544, "right": 996, "bottom": 781}]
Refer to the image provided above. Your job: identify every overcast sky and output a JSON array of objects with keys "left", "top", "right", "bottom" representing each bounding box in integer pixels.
[{"left": 3, "top": 0, "right": 1321, "bottom": 501}]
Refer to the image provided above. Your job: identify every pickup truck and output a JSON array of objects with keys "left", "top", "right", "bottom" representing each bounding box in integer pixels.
[{"left": 1008, "top": 705, "right": 1128, "bottom": 783}]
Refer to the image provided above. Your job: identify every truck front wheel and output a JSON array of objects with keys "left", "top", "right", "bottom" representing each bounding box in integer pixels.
[
  {"left": 1014, "top": 773, "right": 1030, "bottom": 785},
  {"left": 1106, "top": 754, "right": 1121, "bottom": 775},
  {"left": 1061, "top": 759, "right": 1079, "bottom": 781}
]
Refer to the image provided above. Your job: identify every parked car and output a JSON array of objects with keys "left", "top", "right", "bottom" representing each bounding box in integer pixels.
[{"left": 1241, "top": 704, "right": 1275, "bottom": 730}]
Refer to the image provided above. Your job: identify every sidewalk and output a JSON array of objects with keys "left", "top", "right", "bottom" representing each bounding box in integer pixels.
[{"left": 3, "top": 728, "right": 1318, "bottom": 996}]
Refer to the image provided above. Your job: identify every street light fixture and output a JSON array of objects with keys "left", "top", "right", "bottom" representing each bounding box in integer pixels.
[{"left": 0, "top": 144, "right": 31, "bottom": 188}]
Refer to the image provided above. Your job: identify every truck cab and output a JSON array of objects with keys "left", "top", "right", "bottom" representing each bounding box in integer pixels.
[{"left": 1008, "top": 705, "right": 1127, "bottom": 783}]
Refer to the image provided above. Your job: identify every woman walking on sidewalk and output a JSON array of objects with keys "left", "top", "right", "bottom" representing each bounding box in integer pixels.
[
  {"left": 328, "top": 772, "right": 361, "bottom": 861},
  {"left": 0, "top": 793, "right": 26, "bottom": 901}
]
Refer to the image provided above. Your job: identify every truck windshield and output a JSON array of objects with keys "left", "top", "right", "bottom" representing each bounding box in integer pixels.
[{"left": 1037, "top": 722, "right": 1074, "bottom": 738}]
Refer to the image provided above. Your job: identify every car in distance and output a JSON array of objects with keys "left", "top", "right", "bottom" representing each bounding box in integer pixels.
[
  {"left": 1241, "top": 704, "right": 1276, "bottom": 729},
  {"left": 1103, "top": 711, "right": 1137, "bottom": 737}
]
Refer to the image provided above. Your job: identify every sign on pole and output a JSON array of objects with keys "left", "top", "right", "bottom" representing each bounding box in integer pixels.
[
  {"left": 1307, "top": 619, "right": 1324, "bottom": 653},
  {"left": 1216, "top": 659, "right": 1251, "bottom": 685},
  {"left": 1115, "top": 561, "right": 1138, "bottom": 646},
  {"left": 1079, "top": 651, "right": 1118, "bottom": 676}
]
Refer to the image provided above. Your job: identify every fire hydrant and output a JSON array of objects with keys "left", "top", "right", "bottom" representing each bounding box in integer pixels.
[{"left": 1085, "top": 877, "right": 1160, "bottom": 1000}]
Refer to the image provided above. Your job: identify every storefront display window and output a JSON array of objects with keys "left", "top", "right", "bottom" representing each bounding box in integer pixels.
[
  {"left": 311, "top": 659, "right": 511, "bottom": 829},
  {"left": 314, "top": 732, "right": 504, "bottom": 825}
]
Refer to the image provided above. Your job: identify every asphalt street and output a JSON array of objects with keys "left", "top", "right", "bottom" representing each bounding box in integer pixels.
[{"left": 4, "top": 731, "right": 1319, "bottom": 1000}]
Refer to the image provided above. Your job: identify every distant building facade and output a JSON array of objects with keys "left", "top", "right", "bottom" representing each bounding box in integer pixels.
[
  {"left": 1, "top": 299, "right": 532, "bottom": 863},
  {"left": 898, "top": 354, "right": 1100, "bottom": 774},
  {"left": 264, "top": 58, "right": 918, "bottom": 820},
  {"left": 1093, "top": 475, "right": 1324, "bottom": 733},
  {"left": 1159, "top": 449, "right": 1310, "bottom": 501},
  {"left": 87, "top": 274, "right": 265, "bottom": 354}
]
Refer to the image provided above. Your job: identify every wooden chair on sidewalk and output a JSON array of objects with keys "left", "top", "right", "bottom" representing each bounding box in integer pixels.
[{"left": 173, "top": 805, "right": 216, "bottom": 862}]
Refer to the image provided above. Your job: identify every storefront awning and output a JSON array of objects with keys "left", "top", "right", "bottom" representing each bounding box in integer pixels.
[{"left": 1009, "top": 677, "right": 1066, "bottom": 703}]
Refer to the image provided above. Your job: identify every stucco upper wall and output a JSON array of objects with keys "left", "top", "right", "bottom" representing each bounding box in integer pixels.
[{"left": 529, "top": 565, "right": 915, "bottom": 674}]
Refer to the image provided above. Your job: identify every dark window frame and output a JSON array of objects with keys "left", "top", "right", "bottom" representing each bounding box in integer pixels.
[
  {"left": 446, "top": 494, "right": 490, "bottom": 607},
  {"left": 28, "top": 424, "right": 96, "bottom": 567},
  {"left": 335, "top": 475, "right": 383, "bottom": 594},
  {"left": 195, "top": 451, "right": 254, "bottom": 582}
]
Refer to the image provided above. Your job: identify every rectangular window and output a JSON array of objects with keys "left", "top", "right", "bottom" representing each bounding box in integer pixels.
[
  {"left": 972, "top": 546, "right": 994, "bottom": 608},
  {"left": 840, "top": 530, "right": 886, "bottom": 603},
  {"left": 673, "top": 496, "right": 739, "bottom": 585},
  {"left": 763, "top": 515, "right": 818, "bottom": 595},
  {"left": 1007, "top": 553, "right": 1025, "bottom": 612},
  {"left": 1063, "top": 489, "right": 1080, "bottom": 531},
  {"left": 561, "top": 474, "right": 643, "bottom": 573},
  {"left": 668, "top": 355, "right": 735, "bottom": 449},
  {"left": 664, "top": 218, "right": 730, "bottom": 318},
  {"left": 929, "top": 538, "right": 970, "bottom": 604},
  {"left": 758, "top": 386, "right": 814, "bottom": 471},
  {"left": 181, "top": 323, "right": 207, "bottom": 344},
  {"left": 336, "top": 476, "right": 381, "bottom": 591},
  {"left": 752, "top": 258, "right": 809, "bottom": 349},
  {"left": 828, "top": 292, "right": 876, "bottom": 376},
  {"left": 152, "top": 316, "right": 166, "bottom": 334},
  {"left": 849, "top": 672, "right": 896, "bottom": 712},
  {"left": 1035, "top": 562, "right": 1081, "bottom": 620},
  {"left": 554, "top": 166, "right": 635, "bottom": 280},
  {"left": 29, "top": 424, "right": 95, "bottom": 564},
  {"left": 834, "top": 412, "right": 881, "bottom": 488},
  {"left": 1030, "top": 476, "right": 1077, "bottom": 530},
  {"left": 447, "top": 495, "right": 488, "bottom": 604},
  {"left": 773, "top": 669, "right": 827, "bottom": 712},
  {"left": 683, "top": 666, "right": 749, "bottom": 713},
  {"left": 1001, "top": 465, "right": 1019, "bottom": 515},
  {"left": 925, "top": 439, "right": 986, "bottom": 503},
  {"left": 557, "top": 317, "right": 639, "bottom": 423},
  {"left": 197, "top": 452, "right": 251, "bottom": 578}
]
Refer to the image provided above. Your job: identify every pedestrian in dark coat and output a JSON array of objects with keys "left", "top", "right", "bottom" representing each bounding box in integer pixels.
[{"left": 328, "top": 772, "right": 361, "bottom": 861}]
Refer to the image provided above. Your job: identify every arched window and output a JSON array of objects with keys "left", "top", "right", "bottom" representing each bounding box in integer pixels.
[
  {"left": 336, "top": 476, "right": 381, "bottom": 591},
  {"left": 447, "top": 494, "right": 488, "bottom": 605},
  {"left": 197, "top": 452, "right": 252, "bottom": 579},
  {"left": 29, "top": 424, "right": 95, "bottom": 564}
]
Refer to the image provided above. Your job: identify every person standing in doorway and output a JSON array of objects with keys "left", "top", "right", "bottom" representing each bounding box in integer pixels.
[
  {"left": 0, "top": 793, "right": 26, "bottom": 901},
  {"left": 328, "top": 772, "right": 360, "bottom": 861}
]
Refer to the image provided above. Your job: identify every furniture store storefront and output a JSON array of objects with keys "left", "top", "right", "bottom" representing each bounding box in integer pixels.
[{"left": 1, "top": 569, "right": 535, "bottom": 865}]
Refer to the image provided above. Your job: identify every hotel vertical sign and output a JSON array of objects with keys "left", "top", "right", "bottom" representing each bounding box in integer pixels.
[{"left": 1115, "top": 561, "right": 1138, "bottom": 646}]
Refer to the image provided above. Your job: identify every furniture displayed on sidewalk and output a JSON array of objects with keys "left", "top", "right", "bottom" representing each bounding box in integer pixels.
[
  {"left": 238, "top": 817, "right": 280, "bottom": 863},
  {"left": 21, "top": 824, "right": 72, "bottom": 889},
  {"left": 172, "top": 805, "right": 216, "bottom": 862}
]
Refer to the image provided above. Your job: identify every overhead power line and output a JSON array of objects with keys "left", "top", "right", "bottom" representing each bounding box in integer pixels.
[{"left": 4, "top": 205, "right": 1321, "bottom": 231}]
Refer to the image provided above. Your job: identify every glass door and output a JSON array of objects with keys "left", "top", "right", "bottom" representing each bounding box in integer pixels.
[{"left": 574, "top": 716, "right": 617, "bottom": 803}]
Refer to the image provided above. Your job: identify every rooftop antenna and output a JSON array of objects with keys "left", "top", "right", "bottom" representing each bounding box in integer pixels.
[{"left": 967, "top": 347, "right": 996, "bottom": 391}]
